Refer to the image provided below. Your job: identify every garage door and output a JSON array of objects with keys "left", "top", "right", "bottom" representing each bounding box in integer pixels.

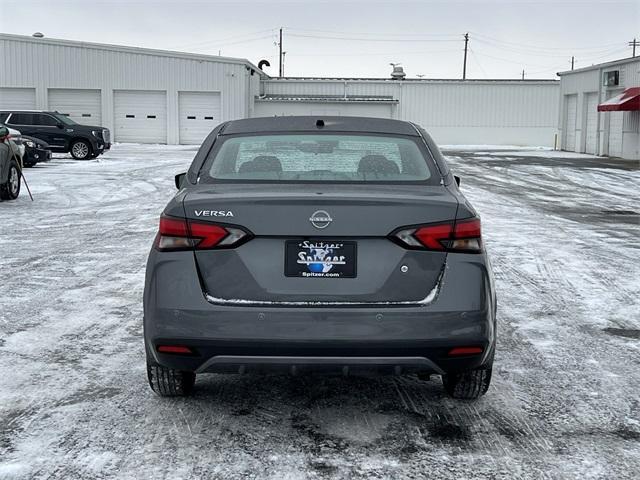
[
  {"left": 584, "top": 93, "right": 598, "bottom": 155},
  {"left": 563, "top": 94, "right": 577, "bottom": 152},
  {"left": 608, "top": 111, "right": 624, "bottom": 157},
  {"left": 0, "top": 87, "right": 36, "bottom": 109},
  {"left": 178, "top": 91, "right": 221, "bottom": 144},
  {"left": 48, "top": 89, "right": 102, "bottom": 125},
  {"left": 114, "top": 90, "right": 167, "bottom": 143}
]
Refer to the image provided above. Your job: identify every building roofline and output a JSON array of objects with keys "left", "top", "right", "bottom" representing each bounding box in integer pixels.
[
  {"left": 0, "top": 33, "right": 268, "bottom": 76},
  {"left": 264, "top": 77, "right": 558, "bottom": 83},
  {"left": 557, "top": 56, "right": 640, "bottom": 76}
]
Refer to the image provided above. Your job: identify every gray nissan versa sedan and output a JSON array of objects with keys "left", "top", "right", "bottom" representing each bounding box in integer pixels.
[{"left": 143, "top": 116, "right": 496, "bottom": 400}]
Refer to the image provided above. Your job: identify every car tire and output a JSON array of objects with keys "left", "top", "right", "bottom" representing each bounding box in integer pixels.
[
  {"left": 70, "top": 140, "right": 92, "bottom": 160},
  {"left": 146, "top": 360, "right": 196, "bottom": 397},
  {"left": 0, "top": 160, "right": 21, "bottom": 200},
  {"left": 442, "top": 367, "right": 492, "bottom": 400}
]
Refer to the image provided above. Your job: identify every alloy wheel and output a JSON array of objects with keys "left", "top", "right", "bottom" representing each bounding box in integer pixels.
[
  {"left": 72, "top": 142, "right": 89, "bottom": 159},
  {"left": 9, "top": 167, "right": 19, "bottom": 195}
]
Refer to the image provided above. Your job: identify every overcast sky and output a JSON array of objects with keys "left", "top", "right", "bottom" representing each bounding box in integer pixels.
[{"left": 1, "top": 0, "right": 638, "bottom": 79}]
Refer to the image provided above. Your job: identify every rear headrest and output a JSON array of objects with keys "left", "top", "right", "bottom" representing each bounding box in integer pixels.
[
  {"left": 238, "top": 155, "right": 282, "bottom": 173},
  {"left": 357, "top": 155, "right": 400, "bottom": 175},
  {"left": 253, "top": 155, "right": 282, "bottom": 172},
  {"left": 238, "top": 160, "right": 255, "bottom": 173}
]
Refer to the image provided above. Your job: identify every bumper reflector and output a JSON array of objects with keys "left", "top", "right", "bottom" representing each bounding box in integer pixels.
[
  {"left": 157, "top": 345, "right": 193, "bottom": 355},
  {"left": 448, "top": 346, "right": 483, "bottom": 356}
]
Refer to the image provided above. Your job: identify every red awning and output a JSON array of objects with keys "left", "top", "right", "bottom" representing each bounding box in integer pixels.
[{"left": 598, "top": 87, "right": 640, "bottom": 112}]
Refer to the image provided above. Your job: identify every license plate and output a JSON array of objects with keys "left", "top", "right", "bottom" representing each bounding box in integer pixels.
[{"left": 285, "top": 240, "right": 357, "bottom": 278}]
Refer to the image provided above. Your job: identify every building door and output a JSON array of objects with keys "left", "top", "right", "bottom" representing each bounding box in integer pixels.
[
  {"left": 563, "top": 94, "right": 577, "bottom": 152},
  {"left": 0, "top": 88, "right": 36, "bottom": 109},
  {"left": 48, "top": 89, "right": 102, "bottom": 126},
  {"left": 584, "top": 93, "right": 598, "bottom": 155},
  {"left": 607, "top": 111, "right": 624, "bottom": 157},
  {"left": 114, "top": 90, "right": 167, "bottom": 143},
  {"left": 178, "top": 92, "right": 221, "bottom": 145}
]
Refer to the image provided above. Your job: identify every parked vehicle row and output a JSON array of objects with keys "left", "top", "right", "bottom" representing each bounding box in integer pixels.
[
  {"left": 0, "top": 125, "right": 22, "bottom": 200},
  {"left": 0, "top": 110, "right": 110, "bottom": 160},
  {"left": 0, "top": 110, "right": 111, "bottom": 201}
]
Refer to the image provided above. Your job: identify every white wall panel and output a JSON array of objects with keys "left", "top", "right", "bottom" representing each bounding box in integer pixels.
[
  {"left": 260, "top": 79, "right": 560, "bottom": 146},
  {"left": 255, "top": 101, "right": 393, "bottom": 119}
]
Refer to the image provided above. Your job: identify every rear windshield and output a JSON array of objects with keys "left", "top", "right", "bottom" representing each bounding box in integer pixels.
[{"left": 199, "top": 133, "right": 438, "bottom": 184}]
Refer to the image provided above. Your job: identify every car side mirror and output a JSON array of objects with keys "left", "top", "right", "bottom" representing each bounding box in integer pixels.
[
  {"left": 175, "top": 172, "right": 187, "bottom": 190},
  {"left": 0, "top": 126, "right": 8, "bottom": 139},
  {"left": 454, "top": 175, "right": 461, "bottom": 187},
  {"left": 56, "top": 123, "right": 64, "bottom": 129}
]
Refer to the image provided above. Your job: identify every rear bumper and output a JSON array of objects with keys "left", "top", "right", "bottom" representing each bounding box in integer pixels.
[
  {"left": 149, "top": 341, "right": 495, "bottom": 375},
  {"left": 144, "top": 251, "right": 497, "bottom": 375}
]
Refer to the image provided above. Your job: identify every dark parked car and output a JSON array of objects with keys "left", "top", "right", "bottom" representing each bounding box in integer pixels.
[
  {"left": 0, "top": 110, "right": 110, "bottom": 160},
  {"left": 0, "top": 125, "right": 21, "bottom": 200},
  {"left": 22, "top": 135, "right": 52, "bottom": 167},
  {"left": 144, "top": 116, "right": 497, "bottom": 400}
]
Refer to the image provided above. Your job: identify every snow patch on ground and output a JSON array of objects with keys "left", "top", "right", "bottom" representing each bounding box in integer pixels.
[{"left": 0, "top": 145, "right": 638, "bottom": 479}]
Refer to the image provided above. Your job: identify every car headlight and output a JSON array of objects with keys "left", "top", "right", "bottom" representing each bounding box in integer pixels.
[
  {"left": 92, "top": 130, "right": 99, "bottom": 137},
  {"left": 24, "top": 140, "right": 35, "bottom": 148}
]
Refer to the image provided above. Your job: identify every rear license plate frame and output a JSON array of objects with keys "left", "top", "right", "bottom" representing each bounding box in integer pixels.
[{"left": 285, "top": 239, "right": 357, "bottom": 278}]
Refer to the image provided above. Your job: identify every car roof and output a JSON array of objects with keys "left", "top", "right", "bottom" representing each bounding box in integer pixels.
[
  {"left": 1, "top": 110, "right": 56, "bottom": 113},
  {"left": 221, "top": 116, "right": 420, "bottom": 136}
]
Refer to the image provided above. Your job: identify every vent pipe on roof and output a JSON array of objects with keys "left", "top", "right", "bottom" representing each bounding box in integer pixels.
[
  {"left": 32, "top": 32, "right": 44, "bottom": 38},
  {"left": 390, "top": 64, "right": 406, "bottom": 80}
]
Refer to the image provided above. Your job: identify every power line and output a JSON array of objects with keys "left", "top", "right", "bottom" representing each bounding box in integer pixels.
[
  {"left": 285, "top": 48, "right": 460, "bottom": 57},
  {"left": 471, "top": 38, "right": 621, "bottom": 59},
  {"left": 284, "top": 26, "right": 460, "bottom": 38},
  {"left": 469, "top": 31, "right": 624, "bottom": 52},
  {"left": 287, "top": 33, "right": 459, "bottom": 43},
  {"left": 468, "top": 48, "right": 488, "bottom": 79},
  {"left": 168, "top": 28, "right": 277, "bottom": 50}
]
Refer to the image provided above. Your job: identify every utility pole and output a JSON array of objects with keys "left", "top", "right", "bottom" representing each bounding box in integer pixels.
[
  {"left": 571, "top": 56, "right": 574, "bottom": 70},
  {"left": 282, "top": 51, "right": 286, "bottom": 77},
  {"left": 629, "top": 38, "right": 638, "bottom": 57},
  {"left": 462, "top": 32, "right": 469, "bottom": 80},
  {"left": 522, "top": 69, "right": 525, "bottom": 80},
  {"left": 278, "top": 28, "right": 283, "bottom": 77}
]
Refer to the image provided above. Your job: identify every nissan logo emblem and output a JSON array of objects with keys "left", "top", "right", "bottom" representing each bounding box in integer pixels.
[{"left": 309, "top": 210, "right": 332, "bottom": 229}]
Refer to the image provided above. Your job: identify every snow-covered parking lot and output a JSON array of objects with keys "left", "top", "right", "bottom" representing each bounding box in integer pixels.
[{"left": 0, "top": 144, "right": 638, "bottom": 479}]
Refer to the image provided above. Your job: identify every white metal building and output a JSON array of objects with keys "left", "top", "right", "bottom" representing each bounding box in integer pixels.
[
  {"left": 558, "top": 57, "right": 640, "bottom": 160},
  {"left": 0, "top": 33, "right": 263, "bottom": 145},
  {"left": 1, "top": 33, "right": 560, "bottom": 146},
  {"left": 257, "top": 78, "right": 559, "bottom": 146}
]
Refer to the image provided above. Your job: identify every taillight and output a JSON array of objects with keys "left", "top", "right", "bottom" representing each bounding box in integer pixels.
[
  {"left": 391, "top": 218, "right": 482, "bottom": 253},
  {"left": 155, "top": 214, "right": 250, "bottom": 251},
  {"left": 448, "top": 346, "right": 484, "bottom": 356},
  {"left": 157, "top": 345, "right": 194, "bottom": 355}
]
